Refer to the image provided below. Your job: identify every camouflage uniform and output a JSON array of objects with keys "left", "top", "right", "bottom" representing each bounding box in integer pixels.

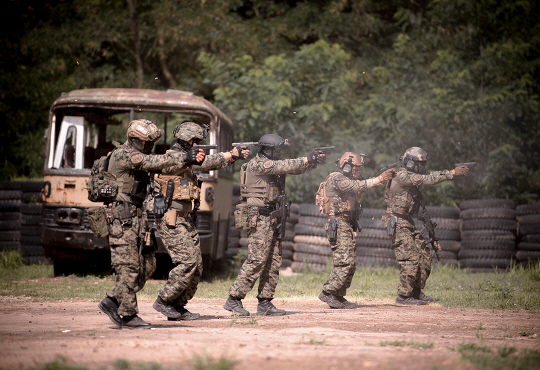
[
  {"left": 229, "top": 155, "right": 315, "bottom": 300},
  {"left": 106, "top": 140, "right": 185, "bottom": 317},
  {"left": 384, "top": 167, "right": 452, "bottom": 299},
  {"left": 156, "top": 150, "right": 235, "bottom": 307},
  {"left": 320, "top": 172, "right": 382, "bottom": 298}
]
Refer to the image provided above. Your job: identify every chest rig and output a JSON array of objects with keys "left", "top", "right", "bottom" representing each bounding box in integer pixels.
[
  {"left": 316, "top": 172, "right": 362, "bottom": 216},
  {"left": 239, "top": 161, "right": 283, "bottom": 205},
  {"left": 384, "top": 170, "right": 421, "bottom": 216}
]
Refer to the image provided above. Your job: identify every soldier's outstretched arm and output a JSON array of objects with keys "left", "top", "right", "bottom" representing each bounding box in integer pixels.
[{"left": 397, "top": 169, "right": 453, "bottom": 186}]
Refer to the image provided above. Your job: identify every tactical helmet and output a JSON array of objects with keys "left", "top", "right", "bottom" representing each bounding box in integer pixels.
[
  {"left": 127, "top": 119, "right": 163, "bottom": 142},
  {"left": 258, "top": 134, "right": 288, "bottom": 160},
  {"left": 173, "top": 122, "right": 207, "bottom": 143},
  {"left": 337, "top": 152, "right": 365, "bottom": 177},
  {"left": 401, "top": 147, "right": 429, "bottom": 173}
]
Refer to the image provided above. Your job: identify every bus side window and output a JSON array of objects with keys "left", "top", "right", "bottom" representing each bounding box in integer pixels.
[{"left": 53, "top": 116, "right": 85, "bottom": 169}]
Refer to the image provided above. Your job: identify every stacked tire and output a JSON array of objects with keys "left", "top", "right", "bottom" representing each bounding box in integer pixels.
[
  {"left": 281, "top": 203, "right": 298, "bottom": 269},
  {"left": 415, "top": 206, "right": 462, "bottom": 267},
  {"left": 516, "top": 203, "right": 540, "bottom": 266},
  {"left": 0, "top": 181, "right": 21, "bottom": 253},
  {"left": 459, "top": 199, "right": 517, "bottom": 272},
  {"left": 224, "top": 185, "right": 242, "bottom": 265},
  {"left": 356, "top": 209, "right": 398, "bottom": 268},
  {"left": 19, "top": 182, "right": 46, "bottom": 264},
  {"left": 292, "top": 203, "right": 331, "bottom": 273}
]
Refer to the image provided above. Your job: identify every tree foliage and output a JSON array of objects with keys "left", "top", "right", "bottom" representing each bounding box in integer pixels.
[{"left": 1, "top": 0, "right": 539, "bottom": 206}]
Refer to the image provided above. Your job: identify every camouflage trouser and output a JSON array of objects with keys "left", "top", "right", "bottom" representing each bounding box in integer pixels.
[
  {"left": 107, "top": 213, "right": 156, "bottom": 316},
  {"left": 390, "top": 217, "right": 431, "bottom": 297},
  {"left": 157, "top": 215, "right": 202, "bottom": 307},
  {"left": 323, "top": 218, "right": 356, "bottom": 297},
  {"left": 229, "top": 211, "right": 281, "bottom": 299}
]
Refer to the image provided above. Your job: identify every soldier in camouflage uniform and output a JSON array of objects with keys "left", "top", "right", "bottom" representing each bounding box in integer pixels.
[
  {"left": 98, "top": 119, "right": 204, "bottom": 328},
  {"left": 383, "top": 147, "right": 469, "bottom": 305},
  {"left": 224, "top": 134, "right": 325, "bottom": 316},
  {"left": 152, "top": 122, "right": 250, "bottom": 321},
  {"left": 317, "top": 152, "right": 396, "bottom": 309},
  {"left": 316, "top": 152, "right": 396, "bottom": 309}
]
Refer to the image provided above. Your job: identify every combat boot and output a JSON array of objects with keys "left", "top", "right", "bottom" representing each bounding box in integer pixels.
[
  {"left": 167, "top": 306, "right": 201, "bottom": 321},
  {"left": 336, "top": 296, "right": 359, "bottom": 309},
  {"left": 98, "top": 297, "right": 122, "bottom": 326},
  {"left": 395, "top": 295, "right": 428, "bottom": 306},
  {"left": 122, "top": 315, "right": 151, "bottom": 328},
  {"left": 153, "top": 296, "right": 182, "bottom": 319},
  {"left": 223, "top": 295, "right": 250, "bottom": 316},
  {"left": 318, "top": 291, "right": 345, "bottom": 309},
  {"left": 413, "top": 288, "right": 434, "bottom": 303},
  {"left": 257, "top": 299, "right": 286, "bottom": 316}
]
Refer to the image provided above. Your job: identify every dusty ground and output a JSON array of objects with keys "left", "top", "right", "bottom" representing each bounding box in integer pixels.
[{"left": 0, "top": 293, "right": 539, "bottom": 370}]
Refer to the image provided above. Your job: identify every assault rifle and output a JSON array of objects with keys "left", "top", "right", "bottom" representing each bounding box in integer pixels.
[
  {"left": 140, "top": 173, "right": 157, "bottom": 255},
  {"left": 379, "top": 161, "right": 400, "bottom": 172},
  {"left": 415, "top": 192, "right": 440, "bottom": 261},
  {"left": 455, "top": 162, "right": 476, "bottom": 167},
  {"left": 270, "top": 175, "right": 290, "bottom": 255}
]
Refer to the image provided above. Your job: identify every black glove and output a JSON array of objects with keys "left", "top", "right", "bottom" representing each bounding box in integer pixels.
[
  {"left": 307, "top": 150, "right": 325, "bottom": 165},
  {"left": 153, "top": 193, "right": 167, "bottom": 219},
  {"left": 183, "top": 147, "right": 203, "bottom": 164}
]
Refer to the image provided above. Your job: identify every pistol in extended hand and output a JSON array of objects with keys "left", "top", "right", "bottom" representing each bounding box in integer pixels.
[
  {"left": 194, "top": 144, "right": 218, "bottom": 151},
  {"left": 455, "top": 162, "right": 476, "bottom": 167},
  {"left": 380, "top": 161, "right": 400, "bottom": 172},
  {"left": 232, "top": 142, "right": 259, "bottom": 148},
  {"left": 314, "top": 146, "right": 335, "bottom": 152}
]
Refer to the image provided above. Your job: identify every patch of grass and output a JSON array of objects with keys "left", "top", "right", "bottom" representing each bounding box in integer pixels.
[
  {"left": 380, "top": 340, "right": 433, "bottom": 349},
  {"left": 299, "top": 337, "right": 328, "bottom": 345},
  {"left": 229, "top": 314, "right": 261, "bottom": 325},
  {"left": 1, "top": 254, "right": 540, "bottom": 310},
  {"left": 0, "top": 250, "right": 24, "bottom": 269},
  {"left": 2, "top": 353, "right": 235, "bottom": 370},
  {"left": 457, "top": 343, "right": 540, "bottom": 370}
]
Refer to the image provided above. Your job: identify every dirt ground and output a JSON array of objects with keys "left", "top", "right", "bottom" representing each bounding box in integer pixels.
[{"left": 0, "top": 289, "right": 539, "bottom": 370}]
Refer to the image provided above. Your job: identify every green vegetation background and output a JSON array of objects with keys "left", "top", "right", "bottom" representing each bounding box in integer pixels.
[{"left": 1, "top": 0, "right": 539, "bottom": 207}]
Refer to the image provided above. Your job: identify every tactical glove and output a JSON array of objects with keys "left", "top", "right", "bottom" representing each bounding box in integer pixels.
[
  {"left": 453, "top": 165, "right": 469, "bottom": 177},
  {"left": 307, "top": 150, "right": 326, "bottom": 165},
  {"left": 183, "top": 147, "right": 205, "bottom": 164},
  {"left": 153, "top": 193, "right": 167, "bottom": 219},
  {"left": 230, "top": 146, "right": 249, "bottom": 160},
  {"left": 379, "top": 168, "right": 397, "bottom": 182}
]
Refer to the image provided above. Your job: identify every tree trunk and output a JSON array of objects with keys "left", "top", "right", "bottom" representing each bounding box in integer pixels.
[{"left": 127, "top": 0, "right": 143, "bottom": 88}]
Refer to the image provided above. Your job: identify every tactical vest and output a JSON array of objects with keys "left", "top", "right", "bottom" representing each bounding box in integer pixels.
[
  {"left": 239, "top": 161, "right": 283, "bottom": 207},
  {"left": 316, "top": 172, "right": 361, "bottom": 216},
  {"left": 155, "top": 171, "right": 200, "bottom": 201},
  {"left": 107, "top": 143, "right": 149, "bottom": 205},
  {"left": 384, "top": 171, "right": 421, "bottom": 216}
]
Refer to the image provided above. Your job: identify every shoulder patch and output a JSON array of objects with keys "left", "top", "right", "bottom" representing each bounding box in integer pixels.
[
  {"left": 339, "top": 179, "right": 351, "bottom": 188},
  {"left": 412, "top": 174, "right": 423, "bottom": 183},
  {"left": 263, "top": 160, "right": 274, "bottom": 169},
  {"left": 131, "top": 153, "right": 144, "bottom": 164}
]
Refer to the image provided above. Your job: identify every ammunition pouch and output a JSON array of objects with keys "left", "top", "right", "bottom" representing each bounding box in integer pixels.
[
  {"left": 164, "top": 209, "right": 176, "bottom": 228},
  {"left": 155, "top": 174, "right": 200, "bottom": 201},
  {"left": 327, "top": 217, "right": 339, "bottom": 245},
  {"left": 87, "top": 206, "right": 110, "bottom": 238},
  {"left": 234, "top": 203, "right": 251, "bottom": 231}
]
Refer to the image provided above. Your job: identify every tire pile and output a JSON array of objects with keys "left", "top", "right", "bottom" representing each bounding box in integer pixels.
[
  {"left": 458, "top": 199, "right": 517, "bottom": 272},
  {"left": 414, "top": 206, "right": 462, "bottom": 267},
  {"left": 282, "top": 204, "right": 298, "bottom": 269},
  {"left": 0, "top": 182, "right": 22, "bottom": 254},
  {"left": 356, "top": 208, "right": 398, "bottom": 268},
  {"left": 19, "top": 181, "right": 46, "bottom": 264},
  {"left": 516, "top": 203, "right": 540, "bottom": 266},
  {"left": 0, "top": 181, "right": 46, "bottom": 264},
  {"left": 291, "top": 203, "right": 331, "bottom": 273}
]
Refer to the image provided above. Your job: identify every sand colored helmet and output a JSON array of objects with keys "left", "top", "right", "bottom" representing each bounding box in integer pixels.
[
  {"left": 126, "top": 119, "right": 163, "bottom": 142},
  {"left": 337, "top": 152, "right": 365, "bottom": 176},
  {"left": 173, "top": 122, "right": 207, "bottom": 143},
  {"left": 258, "top": 134, "right": 289, "bottom": 160},
  {"left": 401, "top": 147, "right": 429, "bottom": 173}
]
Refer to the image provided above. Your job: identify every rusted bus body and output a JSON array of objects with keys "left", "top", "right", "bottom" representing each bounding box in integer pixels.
[{"left": 42, "top": 88, "right": 234, "bottom": 275}]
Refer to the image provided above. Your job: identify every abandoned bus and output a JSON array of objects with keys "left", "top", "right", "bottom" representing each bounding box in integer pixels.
[{"left": 42, "top": 88, "right": 234, "bottom": 275}]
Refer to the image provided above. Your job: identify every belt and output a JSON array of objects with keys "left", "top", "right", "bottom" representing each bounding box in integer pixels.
[
  {"left": 387, "top": 213, "right": 411, "bottom": 220},
  {"left": 257, "top": 206, "right": 276, "bottom": 216}
]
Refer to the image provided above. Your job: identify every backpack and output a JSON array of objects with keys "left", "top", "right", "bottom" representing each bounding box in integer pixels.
[
  {"left": 315, "top": 175, "right": 330, "bottom": 215},
  {"left": 87, "top": 150, "right": 118, "bottom": 203}
]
